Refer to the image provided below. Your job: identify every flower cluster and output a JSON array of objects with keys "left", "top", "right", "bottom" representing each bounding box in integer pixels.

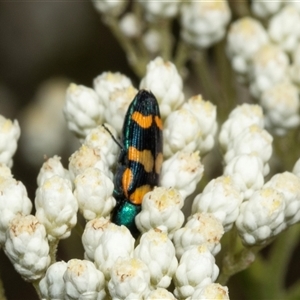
[
  {"left": 226, "top": 3, "right": 300, "bottom": 135},
  {"left": 2, "top": 51, "right": 300, "bottom": 299}
]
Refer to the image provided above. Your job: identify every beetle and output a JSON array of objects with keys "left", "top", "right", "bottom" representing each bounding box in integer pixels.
[{"left": 110, "top": 89, "right": 163, "bottom": 236}]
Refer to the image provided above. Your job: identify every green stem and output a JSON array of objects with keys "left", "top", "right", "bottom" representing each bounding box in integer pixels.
[
  {"left": 218, "top": 228, "right": 260, "bottom": 285},
  {"left": 32, "top": 280, "right": 42, "bottom": 300},
  {"left": 228, "top": 0, "right": 251, "bottom": 18},
  {"left": 74, "top": 218, "right": 84, "bottom": 237},
  {"left": 174, "top": 39, "right": 190, "bottom": 76},
  {"left": 102, "top": 15, "right": 146, "bottom": 77},
  {"left": 132, "top": 1, "right": 152, "bottom": 74},
  {"left": 218, "top": 248, "right": 255, "bottom": 285},
  {"left": 218, "top": 246, "right": 256, "bottom": 285},
  {"left": 158, "top": 19, "right": 173, "bottom": 61},
  {"left": 48, "top": 239, "right": 59, "bottom": 265},
  {"left": 191, "top": 50, "right": 220, "bottom": 104},
  {"left": 273, "top": 129, "right": 300, "bottom": 172},
  {"left": 264, "top": 224, "right": 300, "bottom": 299},
  {"left": 132, "top": 0, "right": 143, "bottom": 19},
  {"left": 213, "top": 40, "right": 237, "bottom": 123}
]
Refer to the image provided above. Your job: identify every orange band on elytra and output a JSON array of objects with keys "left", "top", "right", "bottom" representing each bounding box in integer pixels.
[
  {"left": 129, "top": 184, "right": 151, "bottom": 204},
  {"left": 132, "top": 112, "right": 152, "bottom": 129},
  {"left": 128, "top": 147, "right": 154, "bottom": 173},
  {"left": 122, "top": 168, "right": 133, "bottom": 198}
]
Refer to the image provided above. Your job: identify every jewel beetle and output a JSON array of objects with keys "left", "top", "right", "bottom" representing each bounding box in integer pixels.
[{"left": 111, "top": 89, "right": 163, "bottom": 236}]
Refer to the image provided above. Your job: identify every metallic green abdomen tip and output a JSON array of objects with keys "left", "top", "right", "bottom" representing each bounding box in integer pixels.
[{"left": 111, "top": 200, "right": 141, "bottom": 237}]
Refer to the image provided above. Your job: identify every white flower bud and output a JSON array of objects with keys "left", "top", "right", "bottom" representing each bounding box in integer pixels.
[
  {"left": 135, "top": 187, "right": 184, "bottom": 237},
  {"left": 39, "top": 261, "right": 67, "bottom": 300},
  {"left": 68, "top": 144, "right": 112, "bottom": 182},
  {"left": 64, "top": 83, "right": 104, "bottom": 140},
  {"left": 182, "top": 95, "right": 218, "bottom": 154},
  {"left": 4, "top": 215, "right": 50, "bottom": 281},
  {"left": 268, "top": 5, "right": 300, "bottom": 54},
  {"left": 93, "top": 72, "right": 132, "bottom": 108},
  {"left": 119, "top": 13, "right": 141, "bottom": 38},
  {"left": 84, "top": 124, "right": 119, "bottom": 169},
  {"left": 224, "top": 125, "right": 273, "bottom": 176},
  {"left": 174, "top": 245, "right": 219, "bottom": 299},
  {"left": 94, "top": 223, "right": 135, "bottom": 280},
  {"left": 293, "top": 157, "right": 300, "bottom": 178},
  {"left": 236, "top": 187, "right": 286, "bottom": 246},
  {"left": 0, "top": 163, "right": 12, "bottom": 179},
  {"left": 64, "top": 259, "right": 106, "bottom": 300},
  {"left": 108, "top": 257, "right": 151, "bottom": 300},
  {"left": 260, "top": 81, "right": 300, "bottom": 135},
  {"left": 192, "top": 176, "right": 243, "bottom": 232},
  {"left": 163, "top": 94, "right": 217, "bottom": 157},
  {"left": 138, "top": 0, "right": 180, "bottom": 20},
  {"left": 37, "top": 155, "right": 71, "bottom": 187},
  {"left": 140, "top": 57, "right": 184, "bottom": 119},
  {"left": 160, "top": 151, "right": 204, "bottom": 201},
  {"left": 188, "top": 283, "right": 229, "bottom": 300},
  {"left": 91, "top": 0, "right": 127, "bottom": 17},
  {"left": 180, "top": 0, "right": 231, "bottom": 48},
  {"left": 251, "top": 0, "right": 282, "bottom": 18},
  {"left": 0, "top": 115, "right": 20, "bottom": 167},
  {"left": 104, "top": 85, "right": 138, "bottom": 134},
  {"left": 264, "top": 172, "right": 300, "bottom": 226},
  {"left": 134, "top": 228, "right": 178, "bottom": 288},
  {"left": 163, "top": 108, "right": 203, "bottom": 157},
  {"left": 226, "top": 17, "right": 269, "bottom": 81},
  {"left": 145, "top": 288, "right": 177, "bottom": 300},
  {"left": 0, "top": 177, "right": 32, "bottom": 246},
  {"left": 35, "top": 176, "right": 78, "bottom": 241},
  {"left": 249, "top": 44, "right": 289, "bottom": 99},
  {"left": 227, "top": 103, "right": 264, "bottom": 121},
  {"left": 82, "top": 217, "right": 111, "bottom": 261},
  {"left": 143, "top": 30, "right": 161, "bottom": 54},
  {"left": 74, "top": 168, "right": 115, "bottom": 220},
  {"left": 224, "top": 154, "right": 265, "bottom": 200},
  {"left": 219, "top": 104, "right": 264, "bottom": 152},
  {"left": 173, "top": 213, "right": 224, "bottom": 259}
]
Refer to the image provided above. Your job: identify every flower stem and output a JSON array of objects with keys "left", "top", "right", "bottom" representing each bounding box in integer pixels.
[
  {"left": 213, "top": 40, "right": 237, "bottom": 123},
  {"left": 191, "top": 50, "right": 220, "bottom": 105},
  {"left": 263, "top": 224, "right": 300, "bottom": 299},
  {"left": 273, "top": 129, "right": 300, "bottom": 172},
  {"left": 32, "top": 280, "right": 42, "bottom": 300},
  {"left": 158, "top": 19, "right": 173, "bottom": 61},
  {"left": 174, "top": 39, "right": 190, "bottom": 76},
  {"left": 228, "top": 0, "right": 251, "bottom": 18},
  {"left": 218, "top": 228, "right": 257, "bottom": 285},
  {"left": 102, "top": 15, "right": 146, "bottom": 77},
  {"left": 218, "top": 246, "right": 256, "bottom": 285},
  {"left": 48, "top": 239, "right": 59, "bottom": 265}
]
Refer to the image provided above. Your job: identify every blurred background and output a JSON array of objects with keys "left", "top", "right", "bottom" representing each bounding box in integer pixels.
[{"left": 0, "top": 2, "right": 138, "bottom": 298}]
